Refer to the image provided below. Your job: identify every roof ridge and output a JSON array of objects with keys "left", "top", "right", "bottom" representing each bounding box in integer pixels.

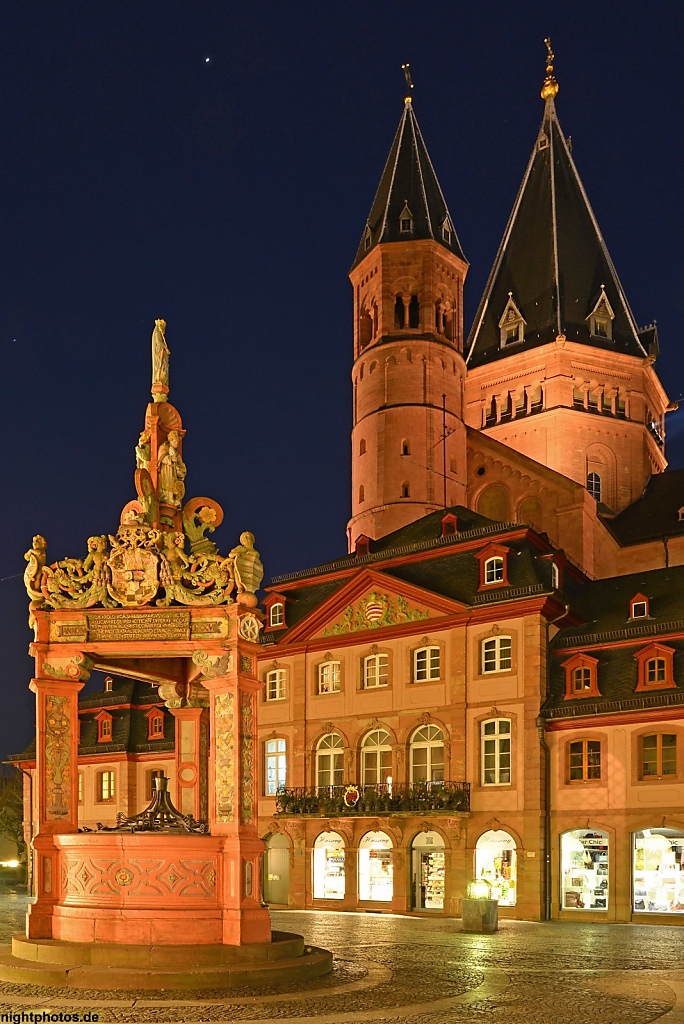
[
  {"left": 551, "top": 113, "right": 647, "bottom": 355},
  {"left": 547, "top": 100, "right": 562, "bottom": 336},
  {"left": 378, "top": 104, "right": 408, "bottom": 242},
  {"left": 465, "top": 120, "right": 539, "bottom": 363}
]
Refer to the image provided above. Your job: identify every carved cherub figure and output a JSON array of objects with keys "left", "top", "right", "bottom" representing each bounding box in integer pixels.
[
  {"left": 24, "top": 535, "right": 48, "bottom": 608},
  {"left": 83, "top": 535, "right": 109, "bottom": 584},
  {"left": 135, "top": 431, "right": 151, "bottom": 471}
]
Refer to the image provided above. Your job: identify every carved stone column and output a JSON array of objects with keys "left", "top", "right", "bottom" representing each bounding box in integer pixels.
[
  {"left": 27, "top": 673, "right": 84, "bottom": 939},
  {"left": 195, "top": 608, "right": 270, "bottom": 944}
]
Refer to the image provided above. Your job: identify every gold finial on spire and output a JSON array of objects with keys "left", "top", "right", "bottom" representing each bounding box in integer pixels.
[
  {"left": 541, "top": 37, "right": 559, "bottom": 100},
  {"left": 402, "top": 63, "right": 414, "bottom": 104}
]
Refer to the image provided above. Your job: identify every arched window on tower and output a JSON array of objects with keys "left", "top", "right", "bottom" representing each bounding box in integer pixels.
[
  {"left": 401, "top": 482, "right": 410, "bottom": 498},
  {"left": 359, "top": 484, "right": 365, "bottom": 503},
  {"left": 408, "top": 295, "right": 420, "bottom": 329},
  {"left": 359, "top": 308, "right": 373, "bottom": 349},
  {"left": 401, "top": 439, "right": 410, "bottom": 456},
  {"left": 359, "top": 438, "right": 366, "bottom": 455},
  {"left": 587, "top": 472, "right": 601, "bottom": 502},
  {"left": 394, "top": 295, "right": 405, "bottom": 329}
]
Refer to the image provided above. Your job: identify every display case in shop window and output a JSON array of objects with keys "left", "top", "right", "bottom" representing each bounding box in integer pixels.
[
  {"left": 421, "top": 850, "right": 445, "bottom": 909},
  {"left": 561, "top": 830, "right": 609, "bottom": 910},
  {"left": 633, "top": 829, "right": 684, "bottom": 914}
]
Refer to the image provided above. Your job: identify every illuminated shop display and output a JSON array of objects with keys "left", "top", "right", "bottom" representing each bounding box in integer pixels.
[
  {"left": 312, "top": 831, "right": 345, "bottom": 900},
  {"left": 474, "top": 829, "right": 517, "bottom": 906},
  {"left": 633, "top": 828, "right": 684, "bottom": 914},
  {"left": 411, "top": 830, "right": 445, "bottom": 910},
  {"left": 359, "top": 830, "right": 393, "bottom": 902},
  {"left": 560, "top": 830, "right": 608, "bottom": 910}
]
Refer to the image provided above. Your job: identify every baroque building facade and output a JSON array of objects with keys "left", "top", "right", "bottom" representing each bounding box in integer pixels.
[{"left": 14, "top": 54, "right": 684, "bottom": 924}]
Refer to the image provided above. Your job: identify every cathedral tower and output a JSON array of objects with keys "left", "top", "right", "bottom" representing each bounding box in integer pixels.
[
  {"left": 347, "top": 86, "right": 469, "bottom": 550},
  {"left": 464, "top": 44, "right": 670, "bottom": 515}
]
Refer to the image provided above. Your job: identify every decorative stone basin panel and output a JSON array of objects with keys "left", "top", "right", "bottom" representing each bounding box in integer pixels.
[{"left": 57, "top": 834, "right": 220, "bottom": 908}]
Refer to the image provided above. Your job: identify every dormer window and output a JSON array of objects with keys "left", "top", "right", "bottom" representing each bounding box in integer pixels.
[
  {"left": 96, "top": 711, "right": 113, "bottom": 743},
  {"left": 441, "top": 513, "right": 457, "bottom": 537},
  {"left": 498, "top": 294, "right": 526, "bottom": 348},
  {"left": 551, "top": 562, "right": 560, "bottom": 590},
  {"left": 265, "top": 594, "right": 287, "bottom": 630},
  {"left": 269, "top": 602, "right": 284, "bottom": 628},
  {"left": 562, "top": 653, "right": 600, "bottom": 700},
  {"left": 442, "top": 217, "right": 453, "bottom": 244},
  {"left": 634, "top": 643, "right": 676, "bottom": 692},
  {"left": 399, "top": 202, "right": 413, "bottom": 234},
  {"left": 630, "top": 594, "right": 649, "bottom": 620},
  {"left": 678, "top": 507, "right": 684, "bottom": 522},
  {"left": 146, "top": 708, "right": 165, "bottom": 740},
  {"left": 475, "top": 543, "right": 510, "bottom": 589},
  {"left": 363, "top": 226, "right": 372, "bottom": 251},
  {"left": 355, "top": 534, "right": 370, "bottom": 557},
  {"left": 587, "top": 286, "right": 615, "bottom": 340},
  {"left": 484, "top": 557, "right": 504, "bottom": 584}
]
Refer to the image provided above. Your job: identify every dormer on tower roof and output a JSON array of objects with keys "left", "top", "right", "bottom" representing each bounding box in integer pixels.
[
  {"left": 466, "top": 44, "right": 648, "bottom": 367},
  {"left": 351, "top": 96, "right": 466, "bottom": 269}
]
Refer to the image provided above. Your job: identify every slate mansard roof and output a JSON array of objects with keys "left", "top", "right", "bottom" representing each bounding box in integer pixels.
[
  {"left": 352, "top": 100, "right": 467, "bottom": 269},
  {"left": 466, "top": 95, "right": 653, "bottom": 367},
  {"left": 262, "top": 506, "right": 565, "bottom": 645},
  {"left": 8, "top": 679, "right": 173, "bottom": 763},
  {"left": 543, "top": 564, "right": 684, "bottom": 721}
]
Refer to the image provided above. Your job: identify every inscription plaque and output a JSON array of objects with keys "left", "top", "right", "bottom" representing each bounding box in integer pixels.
[{"left": 87, "top": 611, "right": 190, "bottom": 642}]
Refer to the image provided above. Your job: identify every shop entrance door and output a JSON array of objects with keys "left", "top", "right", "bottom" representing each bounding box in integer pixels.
[
  {"left": 264, "top": 833, "right": 290, "bottom": 905},
  {"left": 411, "top": 831, "right": 445, "bottom": 910}
]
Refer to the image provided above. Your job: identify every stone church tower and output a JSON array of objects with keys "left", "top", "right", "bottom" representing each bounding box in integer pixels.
[
  {"left": 463, "top": 57, "right": 670, "bottom": 515},
  {"left": 347, "top": 89, "right": 469, "bottom": 550}
]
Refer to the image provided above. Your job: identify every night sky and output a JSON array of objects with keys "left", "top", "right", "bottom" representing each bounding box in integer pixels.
[{"left": 1, "top": 2, "right": 683, "bottom": 760}]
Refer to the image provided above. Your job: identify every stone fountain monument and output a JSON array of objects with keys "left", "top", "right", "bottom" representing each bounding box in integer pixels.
[{"left": 0, "top": 321, "right": 331, "bottom": 990}]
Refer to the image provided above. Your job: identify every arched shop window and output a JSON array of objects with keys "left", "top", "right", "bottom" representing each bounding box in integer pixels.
[
  {"left": 633, "top": 828, "right": 684, "bottom": 914},
  {"left": 312, "top": 831, "right": 345, "bottom": 900},
  {"left": 475, "top": 830, "right": 517, "bottom": 906},
  {"left": 560, "top": 830, "right": 609, "bottom": 911},
  {"left": 411, "top": 831, "right": 445, "bottom": 911},
  {"left": 358, "top": 831, "right": 393, "bottom": 902}
]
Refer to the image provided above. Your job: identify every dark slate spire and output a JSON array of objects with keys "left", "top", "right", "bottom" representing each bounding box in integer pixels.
[
  {"left": 466, "top": 49, "right": 649, "bottom": 367},
  {"left": 352, "top": 92, "right": 466, "bottom": 269}
]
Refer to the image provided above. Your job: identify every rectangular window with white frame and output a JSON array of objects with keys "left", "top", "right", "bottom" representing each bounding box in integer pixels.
[
  {"left": 265, "top": 738, "right": 287, "bottom": 795},
  {"left": 481, "top": 719, "right": 511, "bottom": 785},
  {"left": 318, "top": 661, "right": 341, "bottom": 694},
  {"left": 363, "top": 653, "right": 388, "bottom": 688},
  {"left": 482, "top": 636, "right": 512, "bottom": 673},
  {"left": 265, "top": 668, "right": 286, "bottom": 701},
  {"left": 414, "top": 646, "right": 440, "bottom": 682},
  {"left": 97, "top": 770, "right": 115, "bottom": 802}
]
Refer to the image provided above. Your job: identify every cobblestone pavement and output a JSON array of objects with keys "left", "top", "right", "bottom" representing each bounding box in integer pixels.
[{"left": 1, "top": 883, "right": 683, "bottom": 1023}]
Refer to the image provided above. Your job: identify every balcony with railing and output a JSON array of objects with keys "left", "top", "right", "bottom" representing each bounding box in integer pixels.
[{"left": 274, "top": 781, "right": 470, "bottom": 817}]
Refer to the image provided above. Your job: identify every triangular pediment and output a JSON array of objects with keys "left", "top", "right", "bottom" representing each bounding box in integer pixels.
[
  {"left": 498, "top": 293, "right": 526, "bottom": 329},
  {"left": 586, "top": 285, "right": 615, "bottom": 323},
  {"left": 283, "top": 569, "right": 467, "bottom": 643}
]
